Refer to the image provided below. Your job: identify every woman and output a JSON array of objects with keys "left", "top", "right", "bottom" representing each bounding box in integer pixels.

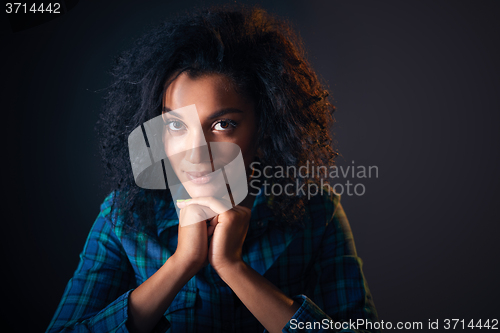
[{"left": 47, "top": 4, "right": 379, "bottom": 333}]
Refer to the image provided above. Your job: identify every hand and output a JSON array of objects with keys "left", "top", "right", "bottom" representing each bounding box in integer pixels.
[
  {"left": 172, "top": 203, "right": 216, "bottom": 271},
  {"left": 177, "top": 197, "right": 251, "bottom": 272}
]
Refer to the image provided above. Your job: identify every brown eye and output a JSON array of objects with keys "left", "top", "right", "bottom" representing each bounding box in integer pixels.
[{"left": 213, "top": 119, "right": 237, "bottom": 131}]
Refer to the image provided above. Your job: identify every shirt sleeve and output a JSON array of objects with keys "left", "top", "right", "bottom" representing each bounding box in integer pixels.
[
  {"left": 46, "top": 195, "right": 170, "bottom": 333},
  {"left": 281, "top": 195, "right": 380, "bottom": 333}
]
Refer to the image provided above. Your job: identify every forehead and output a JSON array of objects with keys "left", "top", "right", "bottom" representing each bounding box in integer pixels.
[{"left": 162, "top": 72, "right": 252, "bottom": 112}]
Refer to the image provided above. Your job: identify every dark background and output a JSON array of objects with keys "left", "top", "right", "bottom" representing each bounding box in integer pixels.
[{"left": 2, "top": 0, "right": 499, "bottom": 331}]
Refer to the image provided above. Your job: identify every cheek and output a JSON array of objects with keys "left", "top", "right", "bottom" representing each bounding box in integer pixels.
[
  {"left": 163, "top": 131, "right": 185, "bottom": 157},
  {"left": 235, "top": 132, "right": 257, "bottom": 167},
  {"left": 164, "top": 137, "right": 184, "bottom": 171},
  {"left": 163, "top": 140, "right": 173, "bottom": 157},
  {"left": 241, "top": 123, "right": 258, "bottom": 151},
  {"left": 238, "top": 141, "right": 254, "bottom": 158}
]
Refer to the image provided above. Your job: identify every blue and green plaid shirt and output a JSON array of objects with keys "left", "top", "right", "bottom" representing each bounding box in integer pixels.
[{"left": 47, "top": 187, "right": 379, "bottom": 332}]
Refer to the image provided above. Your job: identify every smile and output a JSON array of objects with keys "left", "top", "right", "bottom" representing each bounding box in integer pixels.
[{"left": 184, "top": 171, "right": 216, "bottom": 185}]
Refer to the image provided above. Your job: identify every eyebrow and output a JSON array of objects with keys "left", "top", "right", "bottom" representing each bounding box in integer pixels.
[{"left": 162, "top": 106, "right": 244, "bottom": 119}]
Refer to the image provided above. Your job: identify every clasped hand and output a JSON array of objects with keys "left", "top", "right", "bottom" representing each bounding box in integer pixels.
[{"left": 174, "top": 197, "right": 251, "bottom": 273}]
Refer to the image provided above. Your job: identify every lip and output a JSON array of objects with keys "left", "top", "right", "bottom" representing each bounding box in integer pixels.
[{"left": 184, "top": 170, "right": 215, "bottom": 185}]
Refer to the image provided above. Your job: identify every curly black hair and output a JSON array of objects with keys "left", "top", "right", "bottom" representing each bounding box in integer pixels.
[{"left": 96, "top": 3, "right": 337, "bottom": 233}]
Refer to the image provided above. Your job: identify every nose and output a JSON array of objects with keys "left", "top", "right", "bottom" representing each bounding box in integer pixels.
[{"left": 184, "top": 129, "right": 211, "bottom": 164}]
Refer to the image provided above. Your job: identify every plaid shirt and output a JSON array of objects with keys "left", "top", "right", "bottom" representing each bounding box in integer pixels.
[{"left": 47, "top": 187, "right": 380, "bottom": 333}]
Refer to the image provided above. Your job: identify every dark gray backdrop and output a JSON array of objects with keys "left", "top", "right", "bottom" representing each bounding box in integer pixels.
[{"left": 2, "top": 0, "right": 499, "bottom": 332}]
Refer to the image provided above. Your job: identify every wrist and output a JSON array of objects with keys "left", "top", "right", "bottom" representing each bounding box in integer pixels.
[
  {"left": 212, "top": 258, "right": 246, "bottom": 279},
  {"left": 169, "top": 253, "right": 205, "bottom": 276}
]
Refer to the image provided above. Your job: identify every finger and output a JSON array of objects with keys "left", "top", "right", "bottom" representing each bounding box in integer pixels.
[
  {"left": 207, "top": 219, "right": 217, "bottom": 237},
  {"left": 180, "top": 217, "right": 209, "bottom": 229},
  {"left": 233, "top": 205, "right": 251, "bottom": 214},
  {"left": 208, "top": 215, "right": 219, "bottom": 228},
  {"left": 206, "top": 214, "right": 218, "bottom": 236},
  {"left": 177, "top": 197, "right": 232, "bottom": 214},
  {"left": 179, "top": 204, "right": 216, "bottom": 227}
]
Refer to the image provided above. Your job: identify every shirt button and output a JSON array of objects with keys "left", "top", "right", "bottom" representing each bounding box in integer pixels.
[{"left": 257, "top": 221, "right": 263, "bottom": 227}]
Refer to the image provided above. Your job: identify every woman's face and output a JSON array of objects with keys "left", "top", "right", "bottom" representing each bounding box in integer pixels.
[{"left": 162, "top": 72, "right": 257, "bottom": 199}]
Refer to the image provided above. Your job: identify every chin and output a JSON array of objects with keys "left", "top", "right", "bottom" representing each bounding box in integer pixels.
[{"left": 183, "top": 183, "right": 227, "bottom": 199}]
